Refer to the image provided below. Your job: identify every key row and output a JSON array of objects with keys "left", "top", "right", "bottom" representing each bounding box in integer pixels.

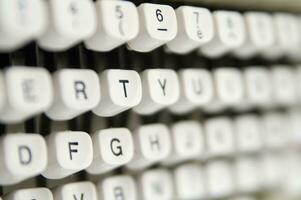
[
  {"left": 1, "top": 0, "right": 301, "bottom": 59},
  {"left": 1, "top": 111, "right": 300, "bottom": 185},
  {"left": 0, "top": 65, "right": 300, "bottom": 123},
  {"left": 2, "top": 155, "right": 301, "bottom": 200}
]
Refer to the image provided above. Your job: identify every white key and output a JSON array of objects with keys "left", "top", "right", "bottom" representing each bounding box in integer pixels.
[
  {"left": 169, "top": 68, "right": 214, "bottom": 114},
  {"left": 0, "top": 66, "right": 53, "bottom": 123},
  {"left": 234, "top": 115, "right": 263, "bottom": 153},
  {"left": 164, "top": 121, "right": 204, "bottom": 165},
  {"left": 262, "top": 113, "right": 289, "bottom": 150},
  {"left": 0, "top": 133, "right": 47, "bottom": 185},
  {"left": 166, "top": 6, "right": 214, "bottom": 54},
  {"left": 98, "top": 175, "right": 137, "bottom": 200},
  {"left": 211, "top": 67, "right": 244, "bottom": 109},
  {"left": 281, "top": 152, "right": 301, "bottom": 196},
  {"left": 204, "top": 117, "right": 235, "bottom": 157},
  {"left": 4, "top": 188, "right": 53, "bottom": 200},
  {"left": 87, "top": 128, "right": 134, "bottom": 174},
  {"left": 139, "top": 169, "right": 174, "bottom": 200},
  {"left": 205, "top": 160, "right": 235, "bottom": 198},
  {"left": 260, "top": 153, "right": 283, "bottom": 188},
  {"left": 271, "top": 66, "right": 297, "bottom": 106},
  {"left": 234, "top": 12, "right": 275, "bottom": 58},
  {"left": 127, "top": 3, "right": 177, "bottom": 52},
  {"left": 85, "top": 0, "right": 139, "bottom": 52},
  {"left": 0, "top": 0, "right": 47, "bottom": 51},
  {"left": 201, "top": 11, "right": 245, "bottom": 58},
  {"left": 54, "top": 181, "right": 97, "bottom": 200},
  {"left": 92, "top": 69, "right": 142, "bottom": 117},
  {"left": 174, "top": 163, "right": 207, "bottom": 199},
  {"left": 263, "top": 13, "right": 300, "bottom": 59},
  {"left": 133, "top": 69, "right": 179, "bottom": 115},
  {"left": 38, "top": 0, "right": 96, "bottom": 51},
  {"left": 127, "top": 124, "right": 171, "bottom": 170},
  {"left": 234, "top": 157, "right": 261, "bottom": 193},
  {"left": 46, "top": 69, "right": 100, "bottom": 120},
  {"left": 244, "top": 66, "right": 272, "bottom": 107},
  {"left": 287, "top": 110, "right": 301, "bottom": 146},
  {"left": 42, "top": 131, "right": 93, "bottom": 179}
]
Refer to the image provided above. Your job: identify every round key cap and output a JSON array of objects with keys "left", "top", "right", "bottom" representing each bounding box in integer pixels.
[
  {"left": 201, "top": 11, "right": 246, "bottom": 58},
  {"left": 87, "top": 128, "right": 134, "bottom": 174},
  {"left": 38, "top": 0, "right": 96, "bottom": 51},
  {"left": 42, "top": 131, "right": 93, "bottom": 179},
  {"left": 0, "top": 133, "right": 47, "bottom": 185},
  {"left": 4, "top": 188, "right": 53, "bottom": 200},
  {"left": 85, "top": 0, "right": 139, "bottom": 52},
  {"left": 0, "top": 0, "right": 47, "bottom": 51},
  {"left": 166, "top": 6, "right": 214, "bottom": 54},
  {"left": 98, "top": 175, "right": 137, "bottom": 200},
  {"left": 0, "top": 66, "right": 53, "bottom": 124},
  {"left": 127, "top": 3, "right": 177, "bottom": 52}
]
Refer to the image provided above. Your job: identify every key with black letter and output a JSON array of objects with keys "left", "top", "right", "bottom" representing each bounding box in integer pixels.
[
  {"left": 133, "top": 69, "right": 179, "bottom": 115},
  {"left": 0, "top": 133, "right": 47, "bottom": 185},
  {"left": 54, "top": 181, "right": 97, "bottom": 200},
  {"left": 93, "top": 69, "right": 142, "bottom": 117},
  {"left": 87, "top": 128, "right": 134, "bottom": 174},
  {"left": 46, "top": 69, "right": 101, "bottom": 120},
  {"left": 42, "top": 131, "right": 93, "bottom": 179}
]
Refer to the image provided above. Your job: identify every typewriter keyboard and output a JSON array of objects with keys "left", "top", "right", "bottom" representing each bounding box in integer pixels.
[{"left": 0, "top": 0, "right": 301, "bottom": 199}]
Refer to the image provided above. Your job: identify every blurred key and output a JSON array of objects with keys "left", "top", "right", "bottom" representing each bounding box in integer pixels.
[
  {"left": 204, "top": 117, "right": 235, "bottom": 157},
  {"left": 170, "top": 68, "right": 214, "bottom": 114},
  {"left": 85, "top": 0, "right": 139, "bottom": 51},
  {"left": 0, "top": 0, "right": 47, "bottom": 51},
  {"left": 127, "top": 124, "right": 171, "bottom": 170},
  {"left": 0, "top": 66, "right": 53, "bottom": 123},
  {"left": 235, "top": 12, "right": 275, "bottom": 58},
  {"left": 201, "top": 11, "right": 245, "bottom": 58},
  {"left": 0, "top": 133, "right": 47, "bottom": 185},
  {"left": 139, "top": 169, "right": 174, "bottom": 200},
  {"left": 98, "top": 175, "right": 137, "bottom": 200},
  {"left": 38, "top": 0, "right": 96, "bottom": 51},
  {"left": 4, "top": 188, "right": 53, "bottom": 200},
  {"left": 166, "top": 6, "right": 214, "bottom": 54},
  {"left": 174, "top": 163, "right": 207, "bottom": 199},
  {"left": 93, "top": 69, "right": 142, "bottom": 117}
]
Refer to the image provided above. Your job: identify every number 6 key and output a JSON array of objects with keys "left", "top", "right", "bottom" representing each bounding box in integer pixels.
[{"left": 127, "top": 3, "right": 177, "bottom": 52}]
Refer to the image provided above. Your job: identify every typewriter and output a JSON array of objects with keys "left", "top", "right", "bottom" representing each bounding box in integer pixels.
[{"left": 0, "top": 0, "right": 300, "bottom": 199}]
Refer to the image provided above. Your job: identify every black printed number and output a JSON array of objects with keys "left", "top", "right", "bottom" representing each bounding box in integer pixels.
[{"left": 156, "top": 9, "right": 163, "bottom": 22}]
